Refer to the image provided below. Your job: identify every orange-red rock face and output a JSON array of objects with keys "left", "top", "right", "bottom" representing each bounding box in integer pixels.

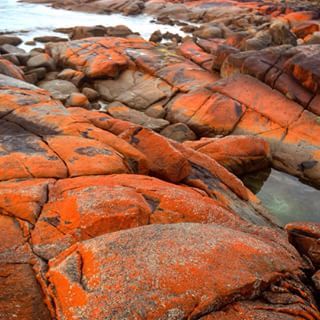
[
  {"left": 0, "top": 69, "right": 317, "bottom": 319},
  {"left": 0, "top": 72, "right": 319, "bottom": 319},
  {"left": 45, "top": 35, "right": 320, "bottom": 187},
  {"left": 184, "top": 135, "right": 271, "bottom": 175},
  {"left": 46, "top": 224, "right": 309, "bottom": 320},
  {"left": 2, "top": 1, "right": 320, "bottom": 318}
]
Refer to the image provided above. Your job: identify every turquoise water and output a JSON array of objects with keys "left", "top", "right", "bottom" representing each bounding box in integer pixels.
[
  {"left": 0, "top": 0, "right": 185, "bottom": 48},
  {"left": 242, "top": 168, "right": 320, "bottom": 226}
]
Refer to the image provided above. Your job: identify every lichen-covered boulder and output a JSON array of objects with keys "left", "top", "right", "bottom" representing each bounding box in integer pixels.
[{"left": 46, "top": 223, "right": 315, "bottom": 320}]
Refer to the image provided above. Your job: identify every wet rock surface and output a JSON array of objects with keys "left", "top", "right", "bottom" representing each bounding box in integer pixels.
[{"left": 1, "top": 0, "right": 320, "bottom": 318}]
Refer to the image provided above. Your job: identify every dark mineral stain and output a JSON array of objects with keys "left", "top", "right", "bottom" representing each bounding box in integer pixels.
[
  {"left": 5, "top": 113, "right": 60, "bottom": 136},
  {"left": 234, "top": 102, "right": 244, "bottom": 118},
  {"left": 42, "top": 216, "right": 61, "bottom": 227},
  {"left": 142, "top": 194, "right": 160, "bottom": 212},
  {"left": 130, "top": 127, "right": 143, "bottom": 145},
  {"left": 298, "top": 160, "right": 318, "bottom": 171},
  {"left": 188, "top": 162, "right": 220, "bottom": 190},
  {"left": 126, "top": 158, "right": 139, "bottom": 173}
]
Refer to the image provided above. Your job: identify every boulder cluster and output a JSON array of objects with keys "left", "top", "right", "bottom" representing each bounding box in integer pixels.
[{"left": 1, "top": 0, "right": 320, "bottom": 319}]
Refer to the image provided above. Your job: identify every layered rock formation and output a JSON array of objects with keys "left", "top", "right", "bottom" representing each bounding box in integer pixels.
[
  {"left": 0, "top": 54, "right": 319, "bottom": 320},
  {"left": 37, "top": 35, "right": 320, "bottom": 187},
  {"left": 1, "top": 0, "right": 320, "bottom": 319}
]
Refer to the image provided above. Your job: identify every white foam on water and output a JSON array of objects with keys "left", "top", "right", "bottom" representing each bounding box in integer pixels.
[{"left": 0, "top": 0, "right": 186, "bottom": 49}]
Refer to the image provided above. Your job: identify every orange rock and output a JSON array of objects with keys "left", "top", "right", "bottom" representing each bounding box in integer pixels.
[
  {"left": 286, "top": 222, "right": 320, "bottom": 267},
  {"left": 309, "top": 94, "right": 320, "bottom": 116},
  {"left": 178, "top": 40, "right": 214, "bottom": 70},
  {"left": 31, "top": 174, "right": 241, "bottom": 259},
  {"left": 187, "top": 93, "right": 246, "bottom": 136},
  {"left": 0, "top": 75, "right": 51, "bottom": 117},
  {"left": 45, "top": 135, "right": 129, "bottom": 177},
  {"left": 272, "top": 71, "right": 313, "bottom": 107},
  {"left": 284, "top": 46, "right": 320, "bottom": 93},
  {"left": 169, "top": 141, "right": 277, "bottom": 229},
  {"left": 0, "top": 178, "right": 53, "bottom": 224},
  {"left": 46, "top": 37, "right": 153, "bottom": 78},
  {"left": 282, "top": 11, "right": 316, "bottom": 26},
  {"left": 47, "top": 38, "right": 128, "bottom": 78},
  {"left": 124, "top": 46, "right": 184, "bottom": 75},
  {"left": 204, "top": 298, "right": 319, "bottom": 319},
  {"left": 47, "top": 223, "right": 303, "bottom": 319},
  {"left": 1, "top": 12, "right": 320, "bottom": 320},
  {"left": 0, "top": 215, "right": 33, "bottom": 264},
  {"left": 4, "top": 96, "right": 77, "bottom": 136},
  {"left": 292, "top": 21, "right": 320, "bottom": 39},
  {"left": 120, "top": 127, "right": 191, "bottom": 182},
  {"left": 65, "top": 92, "right": 90, "bottom": 108},
  {"left": 166, "top": 89, "right": 211, "bottom": 124},
  {"left": 157, "top": 62, "right": 220, "bottom": 91},
  {"left": 31, "top": 181, "right": 150, "bottom": 259},
  {"left": 233, "top": 109, "right": 283, "bottom": 136},
  {"left": 166, "top": 90, "right": 245, "bottom": 136},
  {"left": 57, "top": 68, "right": 85, "bottom": 86},
  {"left": 0, "top": 58, "right": 24, "bottom": 80},
  {"left": 184, "top": 135, "right": 271, "bottom": 175},
  {"left": 64, "top": 113, "right": 149, "bottom": 174},
  {"left": 212, "top": 74, "right": 304, "bottom": 127},
  {"left": 213, "top": 44, "right": 240, "bottom": 71},
  {"left": 0, "top": 264, "right": 51, "bottom": 319},
  {"left": 0, "top": 120, "right": 67, "bottom": 181}
]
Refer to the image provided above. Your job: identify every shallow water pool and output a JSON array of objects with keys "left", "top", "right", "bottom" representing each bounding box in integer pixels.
[{"left": 242, "top": 168, "right": 320, "bottom": 226}]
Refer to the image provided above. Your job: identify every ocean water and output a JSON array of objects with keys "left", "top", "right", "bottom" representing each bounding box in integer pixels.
[
  {"left": 0, "top": 0, "right": 185, "bottom": 47},
  {"left": 242, "top": 168, "right": 320, "bottom": 226}
]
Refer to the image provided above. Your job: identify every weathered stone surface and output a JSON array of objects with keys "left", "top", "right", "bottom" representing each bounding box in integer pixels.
[
  {"left": 27, "top": 53, "right": 56, "bottom": 70},
  {"left": 38, "top": 79, "right": 79, "bottom": 100},
  {"left": 0, "top": 35, "right": 22, "bottom": 46},
  {"left": 31, "top": 175, "right": 243, "bottom": 260},
  {"left": 0, "top": 57, "right": 24, "bottom": 80},
  {"left": 313, "top": 270, "right": 320, "bottom": 291},
  {"left": 184, "top": 135, "right": 271, "bottom": 175},
  {"left": 0, "top": 214, "right": 33, "bottom": 264},
  {"left": 203, "top": 297, "right": 319, "bottom": 320},
  {"left": 0, "top": 43, "right": 26, "bottom": 55},
  {"left": 120, "top": 127, "right": 191, "bottom": 182},
  {"left": 46, "top": 223, "right": 307, "bottom": 320},
  {"left": 57, "top": 68, "right": 85, "bottom": 86},
  {"left": 286, "top": 222, "right": 320, "bottom": 268},
  {"left": 34, "top": 35, "right": 68, "bottom": 43},
  {"left": 211, "top": 74, "right": 320, "bottom": 185},
  {"left": 95, "top": 69, "right": 174, "bottom": 110},
  {"left": 107, "top": 102, "right": 169, "bottom": 131},
  {"left": 160, "top": 123, "right": 197, "bottom": 142},
  {"left": 0, "top": 120, "right": 67, "bottom": 181},
  {"left": 3, "top": 2, "right": 320, "bottom": 318},
  {"left": 0, "top": 179, "right": 52, "bottom": 224},
  {"left": 46, "top": 38, "right": 130, "bottom": 78},
  {"left": 0, "top": 264, "right": 51, "bottom": 320},
  {"left": 45, "top": 135, "right": 129, "bottom": 177},
  {"left": 166, "top": 90, "right": 245, "bottom": 136},
  {"left": 284, "top": 45, "right": 320, "bottom": 93},
  {"left": 42, "top": 34, "right": 320, "bottom": 185},
  {"left": 179, "top": 39, "right": 214, "bottom": 71},
  {"left": 65, "top": 92, "right": 90, "bottom": 108}
]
